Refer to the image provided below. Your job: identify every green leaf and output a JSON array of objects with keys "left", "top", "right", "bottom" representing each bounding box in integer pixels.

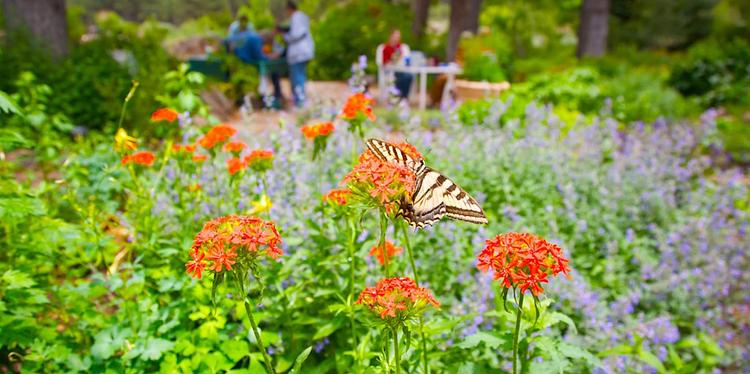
[
  {"left": 141, "top": 338, "right": 174, "bottom": 360},
  {"left": 91, "top": 327, "right": 128, "bottom": 360},
  {"left": 313, "top": 315, "right": 346, "bottom": 340},
  {"left": 289, "top": 346, "right": 313, "bottom": 374},
  {"left": 558, "top": 341, "right": 602, "bottom": 367},
  {"left": 1, "top": 269, "right": 36, "bottom": 290},
  {"left": 538, "top": 312, "right": 577, "bottom": 333},
  {"left": 638, "top": 350, "right": 666, "bottom": 373},
  {"left": 221, "top": 339, "right": 250, "bottom": 362},
  {"left": 0, "top": 91, "right": 20, "bottom": 114},
  {"left": 456, "top": 332, "right": 505, "bottom": 349},
  {"left": 0, "top": 195, "right": 46, "bottom": 222}
]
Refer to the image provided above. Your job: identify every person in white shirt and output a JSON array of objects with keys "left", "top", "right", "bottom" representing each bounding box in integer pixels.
[{"left": 281, "top": 1, "right": 314, "bottom": 108}]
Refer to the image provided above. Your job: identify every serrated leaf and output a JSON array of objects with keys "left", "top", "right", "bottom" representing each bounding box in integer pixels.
[
  {"left": 289, "top": 346, "right": 312, "bottom": 374},
  {"left": 313, "top": 315, "right": 346, "bottom": 340},
  {"left": 0, "top": 91, "right": 20, "bottom": 114},
  {"left": 0, "top": 196, "right": 46, "bottom": 221},
  {"left": 558, "top": 341, "right": 602, "bottom": 367},
  {"left": 221, "top": 339, "right": 250, "bottom": 362},
  {"left": 2, "top": 269, "right": 35, "bottom": 289}
]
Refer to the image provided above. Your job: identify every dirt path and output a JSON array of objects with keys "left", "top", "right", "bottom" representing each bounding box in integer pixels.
[{"left": 219, "top": 80, "right": 354, "bottom": 133}]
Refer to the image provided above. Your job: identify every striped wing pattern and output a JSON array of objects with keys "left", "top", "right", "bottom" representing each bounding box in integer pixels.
[
  {"left": 366, "top": 138, "right": 426, "bottom": 175},
  {"left": 365, "top": 138, "right": 488, "bottom": 229}
]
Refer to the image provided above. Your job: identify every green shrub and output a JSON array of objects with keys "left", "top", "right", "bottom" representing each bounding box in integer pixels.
[
  {"left": 309, "top": 0, "right": 414, "bottom": 80},
  {"left": 459, "top": 33, "right": 513, "bottom": 82},
  {"left": 668, "top": 38, "right": 750, "bottom": 106}
]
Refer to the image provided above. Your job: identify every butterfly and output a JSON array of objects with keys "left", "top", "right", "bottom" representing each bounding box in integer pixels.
[{"left": 366, "top": 138, "right": 488, "bottom": 229}]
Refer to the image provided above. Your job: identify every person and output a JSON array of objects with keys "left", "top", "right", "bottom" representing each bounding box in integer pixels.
[
  {"left": 228, "top": 15, "right": 254, "bottom": 37},
  {"left": 281, "top": 1, "right": 314, "bottom": 108},
  {"left": 224, "top": 30, "right": 283, "bottom": 106},
  {"left": 381, "top": 30, "right": 413, "bottom": 100}
]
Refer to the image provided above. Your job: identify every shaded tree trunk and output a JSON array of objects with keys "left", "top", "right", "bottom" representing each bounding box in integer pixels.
[
  {"left": 411, "top": 0, "right": 430, "bottom": 38},
  {"left": 446, "top": 0, "right": 482, "bottom": 62},
  {"left": 577, "top": 0, "right": 610, "bottom": 58},
  {"left": 3, "top": 0, "right": 69, "bottom": 57}
]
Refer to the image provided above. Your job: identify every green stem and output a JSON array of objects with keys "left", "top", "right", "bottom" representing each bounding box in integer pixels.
[
  {"left": 347, "top": 216, "right": 359, "bottom": 366},
  {"left": 379, "top": 211, "right": 389, "bottom": 277},
  {"left": 400, "top": 222, "right": 428, "bottom": 374},
  {"left": 512, "top": 292, "right": 525, "bottom": 374},
  {"left": 393, "top": 327, "right": 400, "bottom": 374},
  {"left": 118, "top": 81, "right": 139, "bottom": 130},
  {"left": 243, "top": 298, "right": 276, "bottom": 374}
]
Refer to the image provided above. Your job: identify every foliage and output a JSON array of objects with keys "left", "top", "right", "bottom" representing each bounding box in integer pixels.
[
  {"left": 459, "top": 32, "right": 513, "bottom": 82},
  {"left": 309, "top": 0, "right": 415, "bottom": 80},
  {"left": 668, "top": 38, "right": 750, "bottom": 107}
]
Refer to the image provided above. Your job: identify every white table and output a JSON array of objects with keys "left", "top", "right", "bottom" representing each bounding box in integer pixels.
[{"left": 382, "top": 64, "right": 462, "bottom": 110}]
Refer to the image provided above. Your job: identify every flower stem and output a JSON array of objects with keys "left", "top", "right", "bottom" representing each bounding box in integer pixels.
[
  {"left": 393, "top": 327, "right": 400, "bottom": 374},
  {"left": 379, "top": 211, "right": 389, "bottom": 277},
  {"left": 347, "top": 216, "right": 359, "bottom": 366},
  {"left": 399, "top": 222, "right": 429, "bottom": 374},
  {"left": 243, "top": 297, "right": 276, "bottom": 374},
  {"left": 512, "top": 292, "right": 525, "bottom": 374}
]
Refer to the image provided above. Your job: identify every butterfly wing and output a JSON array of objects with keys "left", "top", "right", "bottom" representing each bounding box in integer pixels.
[
  {"left": 366, "top": 138, "right": 426, "bottom": 175},
  {"left": 405, "top": 169, "right": 488, "bottom": 228}
]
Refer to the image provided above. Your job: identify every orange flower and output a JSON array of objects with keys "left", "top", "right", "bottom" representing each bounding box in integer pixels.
[
  {"left": 322, "top": 188, "right": 350, "bottom": 206},
  {"left": 477, "top": 233, "right": 570, "bottom": 296},
  {"left": 244, "top": 149, "right": 274, "bottom": 172},
  {"left": 185, "top": 249, "right": 207, "bottom": 279},
  {"left": 198, "top": 124, "right": 238, "bottom": 149},
  {"left": 226, "top": 157, "right": 246, "bottom": 175},
  {"left": 356, "top": 277, "right": 439, "bottom": 319},
  {"left": 300, "top": 122, "right": 335, "bottom": 140},
  {"left": 207, "top": 243, "right": 238, "bottom": 272},
  {"left": 186, "top": 215, "right": 283, "bottom": 279},
  {"left": 192, "top": 154, "right": 208, "bottom": 163},
  {"left": 340, "top": 93, "right": 375, "bottom": 121},
  {"left": 151, "top": 108, "right": 179, "bottom": 123},
  {"left": 121, "top": 151, "right": 155, "bottom": 166},
  {"left": 369, "top": 240, "right": 403, "bottom": 265},
  {"left": 172, "top": 143, "right": 197, "bottom": 154},
  {"left": 341, "top": 150, "right": 416, "bottom": 211},
  {"left": 223, "top": 141, "right": 247, "bottom": 153}
]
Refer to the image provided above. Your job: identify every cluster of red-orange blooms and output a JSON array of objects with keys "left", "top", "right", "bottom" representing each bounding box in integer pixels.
[
  {"left": 300, "top": 122, "right": 335, "bottom": 140},
  {"left": 226, "top": 149, "right": 275, "bottom": 175},
  {"left": 186, "top": 215, "right": 283, "bottom": 279},
  {"left": 356, "top": 276, "right": 439, "bottom": 319},
  {"left": 120, "top": 109, "right": 277, "bottom": 176},
  {"left": 121, "top": 151, "right": 156, "bottom": 166},
  {"left": 339, "top": 93, "right": 375, "bottom": 121},
  {"left": 322, "top": 188, "right": 350, "bottom": 206},
  {"left": 477, "top": 232, "right": 570, "bottom": 296},
  {"left": 341, "top": 149, "right": 417, "bottom": 212}
]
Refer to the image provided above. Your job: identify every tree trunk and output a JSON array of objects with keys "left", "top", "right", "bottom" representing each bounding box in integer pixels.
[
  {"left": 3, "top": 0, "right": 69, "bottom": 57},
  {"left": 446, "top": 0, "right": 482, "bottom": 62},
  {"left": 411, "top": 0, "right": 430, "bottom": 38},
  {"left": 576, "top": 0, "right": 610, "bottom": 58}
]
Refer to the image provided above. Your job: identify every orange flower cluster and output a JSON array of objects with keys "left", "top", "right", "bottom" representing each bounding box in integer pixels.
[
  {"left": 243, "top": 149, "right": 274, "bottom": 172},
  {"left": 227, "top": 157, "right": 246, "bottom": 175},
  {"left": 198, "top": 124, "right": 238, "bottom": 149},
  {"left": 322, "top": 188, "right": 350, "bottom": 206},
  {"left": 172, "top": 144, "right": 197, "bottom": 154},
  {"left": 300, "top": 122, "right": 335, "bottom": 140},
  {"left": 340, "top": 93, "right": 375, "bottom": 121},
  {"left": 186, "top": 215, "right": 283, "bottom": 279},
  {"left": 342, "top": 150, "right": 416, "bottom": 210},
  {"left": 224, "top": 141, "right": 247, "bottom": 153},
  {"left": 192, "top": 154, "right": 208, "bottom": 163},
  {"left": 394, "top": 142, "right": 423, "bottom": 160},
  {"left": 151, "top": 108, "right": 179, "bottom": 123},
  {"left": 476, "top": 232, "right": 570, "bottom": 296},
  {"left": 356, "top": 277, "right": 439, "bottom": 319},
  {"left": 369, "top": 240, "right": 403, "bottom": 265},
  {"left": 121, "top": 151, "right": 155, "bottom": 166}
]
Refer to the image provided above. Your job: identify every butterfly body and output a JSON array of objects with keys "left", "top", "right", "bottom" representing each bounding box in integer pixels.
[{"left": 366, "top": 138, "right": 488, "bottom": 229}]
